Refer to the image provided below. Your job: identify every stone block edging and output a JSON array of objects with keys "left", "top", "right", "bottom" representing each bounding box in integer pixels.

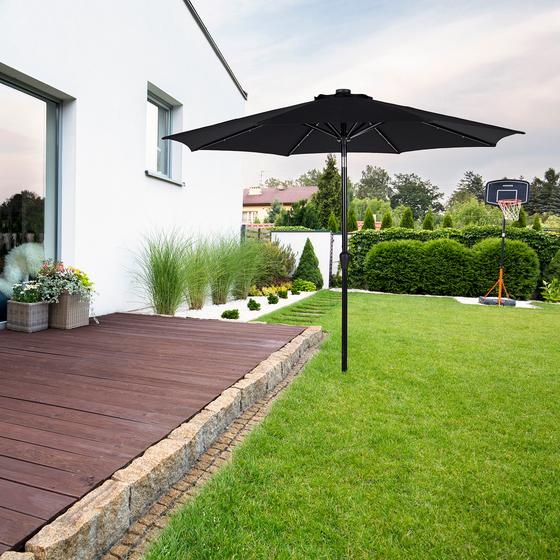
[{"left": 16, "top": 326, "right": 322, "bottom": 560}]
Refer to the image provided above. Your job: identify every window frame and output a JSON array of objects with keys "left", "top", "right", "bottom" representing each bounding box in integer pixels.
[
  {"left": 0, "top": 74, "right": 60, "bottom": 261},
  {"left": 146, "top": 92, "right": 173, "bottom": 178}
]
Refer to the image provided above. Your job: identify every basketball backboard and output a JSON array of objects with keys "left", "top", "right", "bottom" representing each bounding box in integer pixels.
[{"left": 485, "top": 179, "right": 529, "bottom": 206}]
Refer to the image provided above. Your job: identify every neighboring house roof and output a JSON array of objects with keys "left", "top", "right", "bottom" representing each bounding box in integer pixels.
[
  {"left": 243, "top": 186, "right": 319, "bottom": 206},
  {"left": 183, "top": 1, "right": 247, "bottom": 100}
]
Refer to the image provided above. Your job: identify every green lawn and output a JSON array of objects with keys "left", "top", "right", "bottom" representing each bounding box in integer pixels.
[{"left": 146, "top": 292, "right": 560, "bottom": 559}]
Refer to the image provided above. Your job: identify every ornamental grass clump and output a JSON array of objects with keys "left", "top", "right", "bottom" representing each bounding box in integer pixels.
[
  {"left": 209, "top": 235, "right": 239, "bottom": 305},
  {"left": 136, "top": 232, "right": 189, "bottom": 315},
  {"left": 37, "top": 261, "right": 95, "bottom": 303},
  {"left": 184, "top": 237, "right": 212, "bottom": 310},
  {"left": 233, "top": 241, "right": 266, "bottom": 300}
]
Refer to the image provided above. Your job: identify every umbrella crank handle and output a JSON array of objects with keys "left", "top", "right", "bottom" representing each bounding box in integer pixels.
[{"left": 340, "top": 251, "right": 351, "bottom": 270}]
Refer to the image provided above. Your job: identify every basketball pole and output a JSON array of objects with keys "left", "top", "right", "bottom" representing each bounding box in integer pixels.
[{"left": 482, "top": 213, "right": 510, "bottom": 305}]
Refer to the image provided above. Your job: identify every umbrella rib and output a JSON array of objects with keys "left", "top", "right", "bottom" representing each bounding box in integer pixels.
[
  {"left": 195, "top": 124, "right": 263, "bottom": 150},
  {"left": 348, "top": 121, "right": 383, "bottom": 141},
  {"left": 375, "top": 126, "right": 400, "bottom": 153},
  {"left": 304, "top": 123, "right": 340, "bottom": 141},
  {"left": 347, "top": 122, "right": 360, "bottom": 137},
  {"left": 423, "top": 122, "right": 494, "bottom": 147},
  {"left": 288, "top": 125, "right": 316, "bottom": 156},
  {"left": 325, "top": 122, "right": 342, "bottom": 138}
]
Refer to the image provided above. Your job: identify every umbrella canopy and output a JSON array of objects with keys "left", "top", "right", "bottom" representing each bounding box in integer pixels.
[
  {"left": 165, "top": 89, "right": 524, "bottom": 371},
  {"left": 165, "top": 89, "right": 522, "bottom": 154}
]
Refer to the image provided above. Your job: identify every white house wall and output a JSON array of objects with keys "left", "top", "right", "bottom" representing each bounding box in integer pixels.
[{"left": 0, "top": 0, "right": 245, "bottom": 314}]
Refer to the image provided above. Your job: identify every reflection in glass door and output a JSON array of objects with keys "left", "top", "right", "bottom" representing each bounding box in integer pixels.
[{"left": 0, "top": 78, "right": 58, "bottom": 320}]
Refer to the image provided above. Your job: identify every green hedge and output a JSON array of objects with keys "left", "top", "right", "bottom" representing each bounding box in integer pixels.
[
  {"left": 365, "top": 240, "right": 424, "bottom": 294},
  {"left": 473, "top": 239, "right": 540, "bottom": 300},
  {"left": 422, "top": 239, "right": 475, "bottom": 296},
  {"left": 363, "top": 238, "right": 540, "bottom": 299},
  {"left": 544, "top": 248, "right": 560, "bottom": 282},
  {"left": 349, "top": 226, "right": 560, "bottom": 288}
]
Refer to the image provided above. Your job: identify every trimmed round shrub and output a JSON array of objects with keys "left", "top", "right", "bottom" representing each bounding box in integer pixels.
[
  {"left": 365, "top": 240, "right": 424, "bottom": 294},
  {"left": 472, "top": 238, "right": 540, "bottom": 300},
  {"left": 293, "top": 238, "right": 323, "bottom": 289},
  {"left": 422, "top": 239, "right": 474, "bottom": 296}
]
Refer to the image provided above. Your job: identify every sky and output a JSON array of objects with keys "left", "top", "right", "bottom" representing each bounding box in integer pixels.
[{"left": 194, "top": 0, "right": 560, "bottom": 196}]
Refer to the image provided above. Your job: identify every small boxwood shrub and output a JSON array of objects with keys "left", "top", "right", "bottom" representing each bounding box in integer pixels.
[
  {"left": 247, "top": 298, "right": 261, "bottom": 311},
  {"left": 293, "top": 238, "right": 323, "bottom": 289},
  {"left": 472, "top": 238, "right": 540, "bottom": 300},
  {"left": 421, "top": 239, "right": 474, "bottom": 296},
  {"left": 292, "top": 278, "right": 316, "bottom": 292},
  {"left": 221, "top": 309, "right": 239, "bottom": 319},
  {"left": 267, "top": 293, "right": 279, "bottom": 304},
  {"left": 365, "top": 240, "right": 424, "bottom": 294},
  {"left": 291, "top": 288, "right": 300, "bottom": 295}
]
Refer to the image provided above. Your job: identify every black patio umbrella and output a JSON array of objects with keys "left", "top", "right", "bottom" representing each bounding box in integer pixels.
[{"left": 165, "top": 89, "right": 523, "bottom": 371}]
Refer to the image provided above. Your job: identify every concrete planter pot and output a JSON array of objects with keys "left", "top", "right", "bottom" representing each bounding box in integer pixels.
[
  {"left": 7, "top": 300, "right": 49, "bottom": 333},
  {"left": 49, "top": 292, "right": 90, "bottom": 329}
]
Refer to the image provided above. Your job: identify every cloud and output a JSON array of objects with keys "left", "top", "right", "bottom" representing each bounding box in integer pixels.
[{"left": 193, "top": 0, "right": 560, "bottom": 193}]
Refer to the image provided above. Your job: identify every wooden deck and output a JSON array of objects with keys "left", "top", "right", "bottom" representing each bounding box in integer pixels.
[{"left": 0, "top": 313, "right": 304, "bottom": 552}]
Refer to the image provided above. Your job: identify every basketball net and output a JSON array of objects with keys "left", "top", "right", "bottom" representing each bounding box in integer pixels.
[{"left": 498, "top": 199, "right": 522, "bottom": 222}]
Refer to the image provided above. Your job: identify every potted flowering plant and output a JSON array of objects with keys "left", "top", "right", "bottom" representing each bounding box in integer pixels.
[
  {"left": 37, "top": 262, "right": 94, "bottom": 329},
  {"left": 7, "top": 282, "right": 49, "bottom": 333}
]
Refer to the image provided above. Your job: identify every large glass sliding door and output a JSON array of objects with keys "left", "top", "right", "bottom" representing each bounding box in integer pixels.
[{"left": 0, "top": 78, "right": 59, "bottom": 320}]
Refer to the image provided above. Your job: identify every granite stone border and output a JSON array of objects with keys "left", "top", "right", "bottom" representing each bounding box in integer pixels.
[{"left": 12, "top": 326, "right": 322, "bottom": 560}]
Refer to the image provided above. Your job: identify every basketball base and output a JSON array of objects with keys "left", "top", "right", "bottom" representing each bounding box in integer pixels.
[{"left": 478, "top": 296, "right": 516, "bottom": 307}]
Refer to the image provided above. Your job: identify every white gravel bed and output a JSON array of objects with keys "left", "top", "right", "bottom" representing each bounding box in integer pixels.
[{"left": 174, "top": 290, "right": 316, "bottom": 322}]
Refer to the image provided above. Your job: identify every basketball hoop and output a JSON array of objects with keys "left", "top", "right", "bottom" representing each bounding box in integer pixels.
[{"left": 497, "top": 199, "right": 522, "bottom": 222}]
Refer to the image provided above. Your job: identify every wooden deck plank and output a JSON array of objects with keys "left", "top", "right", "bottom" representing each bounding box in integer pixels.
[{"left": 0, "top": 313, "right": 304, "bottom": 550}]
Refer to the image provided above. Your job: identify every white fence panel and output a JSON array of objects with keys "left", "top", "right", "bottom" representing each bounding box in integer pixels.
[{"left": 272, "top": 231, "right": 339, "bottom": 287}]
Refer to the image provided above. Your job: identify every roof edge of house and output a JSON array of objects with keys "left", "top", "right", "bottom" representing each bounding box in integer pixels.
[{"left": 183, "top": 0, "right": 248, "bottom": 100}]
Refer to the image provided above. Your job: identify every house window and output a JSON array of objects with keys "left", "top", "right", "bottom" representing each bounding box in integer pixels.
[
  {"left": 145, "top": 93, "right": 172, "bottom": 177},
  {"left": 0, "top": 77, "right": 58, "bottom": 285}
]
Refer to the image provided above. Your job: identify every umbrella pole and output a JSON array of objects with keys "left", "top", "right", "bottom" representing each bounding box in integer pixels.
[{"left": 340, "top": 124, "right": 349, "bottom": 372}]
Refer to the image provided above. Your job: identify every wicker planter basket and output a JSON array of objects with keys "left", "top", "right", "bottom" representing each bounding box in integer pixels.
[
  {"left": 49, "top": 292, "right": 90, "bottom": 329},
  {"left": 7, "top": 301, "right": 49, "bottom": 333}
]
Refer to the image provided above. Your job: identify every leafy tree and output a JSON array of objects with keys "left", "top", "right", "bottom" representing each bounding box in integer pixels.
[
  {"left": 448, "top": 196, "right": 502, "bottom": 227},
  {"left": 448, "top": 171, "right": 484, "bottom": 206},
  {"left": 348, "top": 206, "right": 358, "bottom": 231},
  {"left": 399, "top": 207, "right": 415, "bottom": 229},
  {"left": 422, "top": 209, "right": 435, "bottom": 230},
  {"left": 266, "top": 199, "right": 283, "bottom": 223},
  {"left": 380, "top": 211, "right": 393, "bottom": 229},
  {"left": 532, "top": 215, "right": 542, "bottom": 231},
  {"left": 442, "top": 214, "right": 453, "bottom": 228},
  {"left": 355, "top": 165, "right": 391, "bottom": 200},
  {"left": 274, "top": 208, "right": 289, "bottom": 226},
  {"left": 328, "top": 211, "right": 339, "bottom": 232},
  {"left": 264, "top": 177, "right": 283, "bottom": 188},
  {"left": 288, "top": 199, "right": 321, "bottom": 229},
  {"left": 293, "top": 238, "right": 323, "bottom": 289},
  {"left": 362, "top": 207, "right": 376, "bottom": 230},
  {"left": 527, "top": 168, "right": 560, "bottom": 215},
  {"left": 514, "top": 206, "right": 527, "bottom": 228},
  {"left": 351, "top": 198, "right": 391, "bottom": 220},
  {"left": 390, "top": 173, "right": 443, "bottom": 218},
  {"left": 297, "top": 169, "right": 321, "bottom": 186},
  {"left": 314, "top": 154, "right": 342, "bottom": 228}
]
